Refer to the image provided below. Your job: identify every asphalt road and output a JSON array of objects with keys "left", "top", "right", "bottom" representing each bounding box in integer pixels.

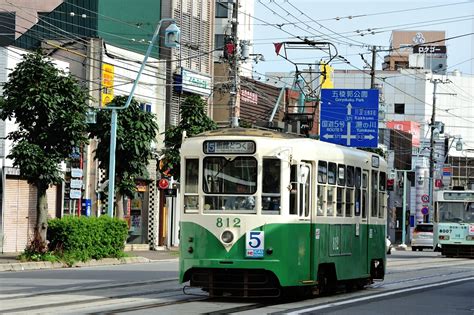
[{"left": 1, "top": 250, "right": 473, "bottom": 314}]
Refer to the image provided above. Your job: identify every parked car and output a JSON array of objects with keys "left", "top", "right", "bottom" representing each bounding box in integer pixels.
[
  {"left": 386, "top": 236, "right": 392, "bottom": 255},
  {"left": 411, "top": 223, "right": 434, "bottom": 251}
]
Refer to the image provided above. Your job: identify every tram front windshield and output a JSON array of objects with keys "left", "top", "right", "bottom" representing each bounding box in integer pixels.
[
  {"left": 203, "top": 156, "right": 257, "bottom": 212},
  {"left": 438, "top": 202, "right": 474, "bottom": 223}
]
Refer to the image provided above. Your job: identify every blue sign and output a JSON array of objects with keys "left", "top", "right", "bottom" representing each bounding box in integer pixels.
[
  {"left": 421, "top": 207, "right": 429, "bottom": 215},
  {"left": 81, "top": 199, "right": 91, "bottom": 217},
  {"left": 320, "top": 89, "right": 379, "bottom": 147}
]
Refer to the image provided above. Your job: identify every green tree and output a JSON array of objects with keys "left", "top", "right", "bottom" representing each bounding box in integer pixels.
[
  {"left": 161, "top": 95, "right": 217, "bottom": 178},
  {"left": 89, "top": 96, "right": 159, "bottom": 218},
  {"left": 0, "top": 51, "right": 90, "bottom": 250}
]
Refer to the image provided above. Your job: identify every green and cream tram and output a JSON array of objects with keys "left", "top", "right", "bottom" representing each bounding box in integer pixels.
[
  {"left": 434, "top": 190, "right": 474, "bottom": 257},
  {"left": 179, "top": 128, "right": 387, "bottom": 297}
]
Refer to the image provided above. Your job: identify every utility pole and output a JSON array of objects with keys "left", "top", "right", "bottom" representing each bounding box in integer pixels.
[
  {"left": 428, "top": 78, "right": 449, "bottom": 221},
  {"left": 229, "top": 0, "right": 240, "bottom": 128},
  {"left": 370, "top": 46, "right": 376, "bottom": 88}
]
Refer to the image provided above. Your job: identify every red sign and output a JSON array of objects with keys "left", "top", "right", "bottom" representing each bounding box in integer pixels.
[
  {"left": 386, "top": 121, "right": 420, "bottom": 147},
  {"left": 158, "top": 178, "right": 169, "bottom": 190},
  {"left": 421, "top": 194, "right": 429, "bottom": 203}
]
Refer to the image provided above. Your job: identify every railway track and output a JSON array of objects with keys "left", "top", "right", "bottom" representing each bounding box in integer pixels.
[{"left": 2, "top": 257, "right": 473, "bottom": 314}]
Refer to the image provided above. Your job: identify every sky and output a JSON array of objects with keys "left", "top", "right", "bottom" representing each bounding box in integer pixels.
[{"left": 251, "top": 0, "right": 474, "bottom": 80}]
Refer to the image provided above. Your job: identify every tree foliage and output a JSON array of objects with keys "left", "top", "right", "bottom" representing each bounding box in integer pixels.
[
  {"left": 0, "top": 51, "right": 90, "bottom": 249},
  {"left": 89, "top": 96, "right": 159, "bottom": 199},
  {"left": 161, "top": 95, "right": 217, "bottom": 178}
]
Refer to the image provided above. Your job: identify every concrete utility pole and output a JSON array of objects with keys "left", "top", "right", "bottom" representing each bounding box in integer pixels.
[
  {"left": 229, "top": 0, "right": 240, "bottom": 128},
  {"left": 428, "top": 78, "right": 449, "bottom": 221},
  {"left": 370, "top": 46, "right": 376, "bottom": 89},
  {"left": 428, "top": 79, "right": 438, "bottom": 221}
]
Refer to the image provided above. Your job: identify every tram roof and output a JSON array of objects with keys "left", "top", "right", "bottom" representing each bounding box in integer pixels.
[
  {"left": 190, "top": 128, "right": 386, "bottom": 164},
  {"left": 191, "top": 128, "right": 305, "bottom": 139}
]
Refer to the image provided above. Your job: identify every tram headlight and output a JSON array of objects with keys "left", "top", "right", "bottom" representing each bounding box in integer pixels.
[
  {"left": 439, "top": 235, "right": 450, "bottom": 240},
  {"left": 221, "top": 230, "right": 234, "bottom": 244},
  {"left": 466, "top": 235, "right": 474, "bottom": 241}
]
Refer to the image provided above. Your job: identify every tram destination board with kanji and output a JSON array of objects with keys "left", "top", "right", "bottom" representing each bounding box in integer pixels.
[{"left": 320, "top": 88, "right": 379, "bottom": 148}]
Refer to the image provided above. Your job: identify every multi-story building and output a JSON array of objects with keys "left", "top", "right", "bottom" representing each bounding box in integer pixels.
[
  {"left": 0, "top": 0, "right": 63, "bottom": 254},
  {"left": 382, "top": 30, "right": 447, "bottom": 74},
  {"left": 214, "top": 0, "right": 255, "bottom": 77},
  {"left": 161, "top": 0, "right": 214, "bottom": 129},
  {"left": 0, "top": 0, "right": 216, "bottom": 252},
  {"left": 0, "top": 1, "right": 62, "bottom": 45}
]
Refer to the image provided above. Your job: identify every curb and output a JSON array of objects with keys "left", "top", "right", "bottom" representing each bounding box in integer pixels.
[{"left": 0, "top": 256, "right": 151, "bottom": 272}]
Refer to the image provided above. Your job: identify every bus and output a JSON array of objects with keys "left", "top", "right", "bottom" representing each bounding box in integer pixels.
[
  {"left": 179, "top": 128, "right": 388, "bottom": 297},
  {"left": 433, "top": 190, "right": 474, "bottom": 257}
]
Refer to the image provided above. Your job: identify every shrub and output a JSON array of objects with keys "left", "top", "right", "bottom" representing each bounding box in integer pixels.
[{"left": 47, "top": 216, "right": 128, "bottom": 264}]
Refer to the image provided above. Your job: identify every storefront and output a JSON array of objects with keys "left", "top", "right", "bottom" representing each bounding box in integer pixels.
[{"left": 125, "top": 181, "right": 149, "bottom": 244}]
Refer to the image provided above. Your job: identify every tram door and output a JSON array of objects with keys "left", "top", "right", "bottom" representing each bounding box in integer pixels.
[
  {"left": 298, "top": 163, "right": 312, "bottom": 280},
  {"left": 361, "top": 170, "right": 370, "bottom": 274}
]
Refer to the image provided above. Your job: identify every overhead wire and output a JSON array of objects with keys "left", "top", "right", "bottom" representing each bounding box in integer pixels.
[{"left": 3, "top": 1, "right": 474, "bottom": 124}]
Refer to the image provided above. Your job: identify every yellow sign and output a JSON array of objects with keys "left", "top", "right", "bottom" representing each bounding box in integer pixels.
[
  {"left": 101, "top": 63, "right": 114, "bottom": 106},
  {"left": 320, "top": 63, "right": 334, "bottom": 89}
]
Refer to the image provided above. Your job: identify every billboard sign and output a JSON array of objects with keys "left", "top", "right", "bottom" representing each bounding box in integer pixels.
[{"left": 386, "top": 121, "right": 421, "bottom": 147}]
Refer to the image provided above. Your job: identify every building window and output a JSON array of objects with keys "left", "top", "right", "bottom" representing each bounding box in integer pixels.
[
  {"left": 215, "top": 1, "right": 229, "bottom": 18},
  {"left": 394, "top": 103, "right": 405, "bottom": 114},
  {"left": 0, "top": 12, "right": 15, "bottom": 46},
  {"left": 214, "top": 34, "right": 225, "bottom": 50},
  {"left": 139, "top": 102, "right": 151, "bottom": 113}
]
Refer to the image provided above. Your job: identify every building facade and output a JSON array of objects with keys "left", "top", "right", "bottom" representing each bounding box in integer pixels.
[
  {"left": 382, "top": 30, "right": 447, "bottom": 74},
  {"left": 0, "top": 0, "right": 218, "bottom": 252}
]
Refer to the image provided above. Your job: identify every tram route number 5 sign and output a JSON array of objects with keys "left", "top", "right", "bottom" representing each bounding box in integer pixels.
[{"left": 246, "top": 231, "right": 264, "bottom": 258}]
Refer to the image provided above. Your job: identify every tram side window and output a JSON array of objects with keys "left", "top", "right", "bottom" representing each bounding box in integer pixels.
[
  {"left": 327, "top": 186, "right": 335, "bottom": 216},
  {"left": 289, "top": 165, "right": 297, "bottom": 215},
  {"left": 346, "top": 188, "right": 353, "bottom": 217},
  {"left": 318, "top": 161, "right": 327, "bottom": 183},
  {"left": 262, "top": 158, "right": 281, "bottom": 214},
  {"left": 355, "top": 167, "right": 361, "bottom": 216},
  {"left": 317, "top": 185, "right": 325, "bottom": 216},
  {"left": 326, "top": 186, "right": 336, "bottom": 217},
  {"left": 378, "top": 172, "right": 387, "bottom": 218},
  {"left": 337, "top": 165, "right": 345, "bottom": 186},
  {"left": 337, "top": 164, "right": 345, "bottom": 217},
  {"left": 328, "top": 163, "right": 336, "bottom": 184},
  {"left": 371, "top": 170, "right": 378, "bottom": 217},
  {"left": 337, "top": 186, "right": 344, "bottom": 216},
  {"left": 362, "top": 171, "right": 368, "bottom": 218},
  {"left": 184, "top": 158, "right": 199, "bottom": 212},
  {"left": 301, "top": 165, "right": 311, "bottom": 217},
  {"left": 346, "top": 166, "right": 355, "bottom": 217},
  {"left": 346, "top": 166, "right": 354, "bottom": 187}
]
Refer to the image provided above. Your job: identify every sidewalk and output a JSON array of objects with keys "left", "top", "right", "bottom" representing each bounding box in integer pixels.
[{"left": 0, "top": 248, "right": 179, "bottom": 272}]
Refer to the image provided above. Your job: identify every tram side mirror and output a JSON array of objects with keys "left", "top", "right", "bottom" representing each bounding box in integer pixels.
[{"left": 274, "top": 147, "right": 292, "bottom": 162}]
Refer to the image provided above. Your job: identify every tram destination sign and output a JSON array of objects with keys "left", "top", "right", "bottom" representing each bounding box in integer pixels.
[
  {"left": 320, "top": 88, "right": 379, "bottom": 148},
  {"left": 203, "top": 140, "right": 256, "bottom": 154}
]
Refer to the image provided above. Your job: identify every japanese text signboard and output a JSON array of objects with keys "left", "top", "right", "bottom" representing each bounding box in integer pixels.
[{"left": 320, "top": 89, "right": 379, "bottom": 148}]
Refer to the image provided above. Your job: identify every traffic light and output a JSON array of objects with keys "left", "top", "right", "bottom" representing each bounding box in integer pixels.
[{"left": 223, "top": 36, "right": 236, "bottom": 60}]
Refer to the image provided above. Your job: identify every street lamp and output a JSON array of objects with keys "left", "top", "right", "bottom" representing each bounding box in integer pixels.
[{"left": 105, "top": 19, "right": 180, "bottom": 217}]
